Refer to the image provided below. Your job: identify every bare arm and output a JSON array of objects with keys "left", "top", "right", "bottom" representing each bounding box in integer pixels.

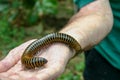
[
  {"left": 0, "top": 0, "right": 114, "bottom": 79},
  {"left": 60, "top": 0, "right": 113, "bottom": 51}
]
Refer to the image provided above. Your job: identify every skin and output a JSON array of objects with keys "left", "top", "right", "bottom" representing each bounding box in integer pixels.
[
  {"left": 0, "top": 40, "right": 73, "bottom": 80},
  {"left": 0, "top": 0, "right": 113, "bottom": 80}
]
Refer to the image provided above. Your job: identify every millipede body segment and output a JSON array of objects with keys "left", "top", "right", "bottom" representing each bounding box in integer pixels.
[{"left": 21, "top": 33, "right": 81, "bottom": 69}]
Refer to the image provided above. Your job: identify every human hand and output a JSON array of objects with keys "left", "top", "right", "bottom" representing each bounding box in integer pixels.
[{"left": 0, "top": 39, "right": 75, "bottom": 80}]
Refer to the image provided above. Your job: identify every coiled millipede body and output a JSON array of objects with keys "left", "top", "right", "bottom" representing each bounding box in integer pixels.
[{"left": 21, "top": 33, "right": 81, "bottom": 69}]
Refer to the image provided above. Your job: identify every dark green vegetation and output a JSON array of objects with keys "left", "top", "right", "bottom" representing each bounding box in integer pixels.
[{"left": 0, "top": 0, "right": 84, "bottom": 80}]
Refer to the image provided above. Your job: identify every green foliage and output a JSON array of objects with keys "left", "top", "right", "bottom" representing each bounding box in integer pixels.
[
  {"left": 35, "top": 0, "right": 58, "bottom": 16},
  {"left": 0, "top": 0, "right": 58, "bottom": 26},
  {"left": 0, "top": 19, "right": 25, "bottom": 54},
  {"left": 58, "top": 72, "right": 81, "bottom": 80},
  {"left": 0, "top": 21, "right": 24, "bottom": 42},
  {"left": 0, "top": 0, "right": 58, "bottom": 54},
  {"left": 75, "top": 61, "right": 84, "bottom": 72}
]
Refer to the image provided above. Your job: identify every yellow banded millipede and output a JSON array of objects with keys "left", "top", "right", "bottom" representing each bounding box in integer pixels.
[{"left": 21, "top": 33, "right": 81, "bottom": 69}]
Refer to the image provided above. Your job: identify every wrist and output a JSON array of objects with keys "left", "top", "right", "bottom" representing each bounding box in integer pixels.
[{"left": 48, "top": 42, "right": 76, "bottom": 62}]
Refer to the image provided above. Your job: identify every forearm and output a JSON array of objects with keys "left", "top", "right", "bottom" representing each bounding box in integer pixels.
[
  {"left": 60, "top": 14, "right": 112, "bottom": 50},
  {"left": 60, "top": 0, "right": 113, "bottom": 50}
]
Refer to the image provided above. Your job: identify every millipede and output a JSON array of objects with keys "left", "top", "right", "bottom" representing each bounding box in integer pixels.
[{"left": 21, "top": 33, "right": 81, "bottom": 69}]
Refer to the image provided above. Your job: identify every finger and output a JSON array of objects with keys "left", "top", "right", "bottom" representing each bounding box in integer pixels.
[{"left": 0, "top": 39, "right": 36, "bottom": 72}]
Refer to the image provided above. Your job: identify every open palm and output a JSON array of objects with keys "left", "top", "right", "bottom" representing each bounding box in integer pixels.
[{"left": 0, "top": 40, "right": 74, "bottom": 80}]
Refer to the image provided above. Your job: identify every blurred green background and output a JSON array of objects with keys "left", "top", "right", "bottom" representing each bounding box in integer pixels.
[{"left": 0, "top": 0, "right": 84, "bottom": 80}]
